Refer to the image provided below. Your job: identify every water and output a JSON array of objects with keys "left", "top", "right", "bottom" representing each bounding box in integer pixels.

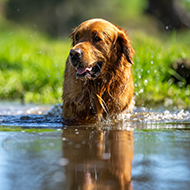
[{"left": 0, "top": 104, "right": 190, "bottom": 190}]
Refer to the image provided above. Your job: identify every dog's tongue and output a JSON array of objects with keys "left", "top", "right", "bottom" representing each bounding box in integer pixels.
[{"left": 77, "top": 67, "right": 92, "bottom": 74}]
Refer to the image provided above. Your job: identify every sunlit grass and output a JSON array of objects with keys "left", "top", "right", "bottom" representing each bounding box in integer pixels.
[
  {"left": 131, "top": 30, "right": 190, "bottom": 109},
  {"left": 0, "top": 26, "right": 70, "bottom": 104}
]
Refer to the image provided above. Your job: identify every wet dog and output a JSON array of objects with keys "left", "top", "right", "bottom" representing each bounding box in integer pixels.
[{"left": 62, "top": 18, "right": 134, "bottom": 124}]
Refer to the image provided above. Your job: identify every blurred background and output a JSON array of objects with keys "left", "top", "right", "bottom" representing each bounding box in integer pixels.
[
  {"left": 0, "top": 0, "right": 190, "bottom": 109},
  {"left": 3, "top": 0, "right": 190, "bottom": 36}
]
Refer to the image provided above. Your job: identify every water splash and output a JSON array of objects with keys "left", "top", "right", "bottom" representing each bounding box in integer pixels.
[
  {"left": 123, "top": 108, "right": 190, "bottom": 124},
  {"left": 0, "top": 103, "right": 190, "bottom": 128}
]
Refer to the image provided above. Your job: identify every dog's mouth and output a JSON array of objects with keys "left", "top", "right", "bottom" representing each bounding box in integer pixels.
[{"left": 76, "top": 62, "right": 103, "bottom": 79}]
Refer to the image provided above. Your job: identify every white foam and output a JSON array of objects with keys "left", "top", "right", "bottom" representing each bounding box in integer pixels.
[
  {"left": 123, "top": 108, "right": 190, "bottom": 123},
  {"left": 1, "top": 103, "right": 190, "bottom": 124}
]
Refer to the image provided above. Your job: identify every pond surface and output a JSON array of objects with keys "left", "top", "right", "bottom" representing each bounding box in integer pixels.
[{"left": 0, "top": 104, "right": 190, "bottom": 190}]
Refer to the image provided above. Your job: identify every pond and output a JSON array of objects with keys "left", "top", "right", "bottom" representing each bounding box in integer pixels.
[{"left": 0, "top": 103, "right": 190, "bottom": 190}]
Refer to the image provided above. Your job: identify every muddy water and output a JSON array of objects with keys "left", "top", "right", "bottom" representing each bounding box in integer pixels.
[{"left": 0, "top": 104, "right": 190, "bottom": 190}]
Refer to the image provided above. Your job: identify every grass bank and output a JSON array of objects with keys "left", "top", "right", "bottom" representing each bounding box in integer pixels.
[
  {"left": 131, "top": 30, "right": 190, "bottom": 109},
  {"left": 0, "top": 21, "right": 69, "bottom": 104},
  {"left": 0, "top": 18, "right": 190, "bottom": 109}
]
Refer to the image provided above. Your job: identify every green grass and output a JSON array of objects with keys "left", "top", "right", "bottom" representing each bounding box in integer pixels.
[
  {"left": 0, "top": 20, "right": 70, "bottom": 104},
  {"left": 131, "top": 30, "right": 190, "bottom": 109},
  {"left": 0, "top": 17, "right": 190, "bottom": 109}
]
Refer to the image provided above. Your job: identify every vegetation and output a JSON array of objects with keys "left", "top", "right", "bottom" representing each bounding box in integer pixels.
[
  {"left": 132, "top": 30, "right": 190, "bottom": 109},
  {"left": 0, "top": 2, "right": 190, "bottom": 109},
  {"left": 0, "top": 18, "right": 69, "bottom": 104}
]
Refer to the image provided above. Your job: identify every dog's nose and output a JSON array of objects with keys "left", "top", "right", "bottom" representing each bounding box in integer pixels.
[{"left": 69, "top": 49, "right": 83, "bottom": 61}]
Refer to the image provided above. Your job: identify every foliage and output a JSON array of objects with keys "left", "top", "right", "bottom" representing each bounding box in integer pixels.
[
  {"left": 131, "top": 30, "right": 190, "bottom": 109},
  {"left": 5, "top": 0, "right": 147, "bottom": 36},
  {"left": 0, "top": 24, "right": 69, "bottom": 104}
]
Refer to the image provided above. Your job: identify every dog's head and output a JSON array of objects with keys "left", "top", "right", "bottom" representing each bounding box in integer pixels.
[{"left": 68, "top": 18, "right": 134, "bottom": 80}]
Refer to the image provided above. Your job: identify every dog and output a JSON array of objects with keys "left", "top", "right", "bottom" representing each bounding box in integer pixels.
[{"left": 62, "top": 18, "right": 135, "bottom": 124}]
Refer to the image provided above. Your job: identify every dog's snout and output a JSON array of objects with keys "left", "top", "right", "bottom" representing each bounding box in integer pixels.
[{"left": 69, "top": 49, "right": 83, "bottom": 61}]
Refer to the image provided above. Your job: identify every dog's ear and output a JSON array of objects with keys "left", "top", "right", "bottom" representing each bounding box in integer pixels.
[{"left": 116, "top": 29, "right": 135, "bottom": 65}]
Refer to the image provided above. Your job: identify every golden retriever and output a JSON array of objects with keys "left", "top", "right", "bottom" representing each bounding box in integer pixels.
[{"left": 62, "top": 18, "right": 134, "bottom": 124}]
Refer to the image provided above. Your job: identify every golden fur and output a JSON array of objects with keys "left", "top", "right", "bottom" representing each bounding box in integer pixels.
[{"left": 62, "top": 18, "right": 134, "bottom": 124}]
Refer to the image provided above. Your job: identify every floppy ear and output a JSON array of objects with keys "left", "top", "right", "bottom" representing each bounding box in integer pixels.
[{"left": 116, "top": 29, "right": 135, "bottom": 65}]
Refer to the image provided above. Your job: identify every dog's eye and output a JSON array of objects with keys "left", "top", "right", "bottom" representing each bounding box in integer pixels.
[
  {"left": 94, "top": 36, "right": 101, "bottom": 42},
  {"left": 75, "top": 34, "right": 79, "bottom": 41}
]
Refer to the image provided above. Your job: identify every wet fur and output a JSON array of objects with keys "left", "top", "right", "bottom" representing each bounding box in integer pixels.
[{"left": 62, "top": 19, "right": 135, "bottom": 124}]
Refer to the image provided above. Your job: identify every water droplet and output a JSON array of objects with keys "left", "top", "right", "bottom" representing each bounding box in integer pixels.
[
  {"left": 62, "top": 137, "right": 67, "bottom": 141},
  {"left": 53, "top": 171, "right": 66, "bottom": 182},
  {"left": 165, "top": 26, "right": 169, "bottom": 30},
  {"left": 22, "top": 54, "right": 29, "bottom": 61},
  {"left": 144, "top": 79, "right": 148, "bottom": 85},
  {"left": 96, "top": 143, "right": 101, "bottom": 148},
  {"left": 102, "top": 153, "right": 111, "bottom": 160},
  {"left": 164, "top": 110, "right": 170, "bottom": 115},
  {"left": 68, "top": 141, "right": 73, "bottom": 145},
  {"left": 82, "top": 140, "right": 86, "bottom": 144},
  {"left": 182, "top": 52, "right": 186, "bottom": 58},
  {"left": 58, "top": 158, "right": 69, "bottom": 166},
  {"left": 151, "top": 61, "right": 153, "bottom": 64},
  {"left": 75, "top": 144, "right": 81, "bottom": 149},
  {"left": 38, "top": 111, "right": 42, "bottom": 114}
]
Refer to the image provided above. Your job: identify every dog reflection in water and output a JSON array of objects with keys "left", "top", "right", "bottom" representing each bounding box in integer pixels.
[{"left": 62, "top": 126, "right": 133, "bottom": 190}]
